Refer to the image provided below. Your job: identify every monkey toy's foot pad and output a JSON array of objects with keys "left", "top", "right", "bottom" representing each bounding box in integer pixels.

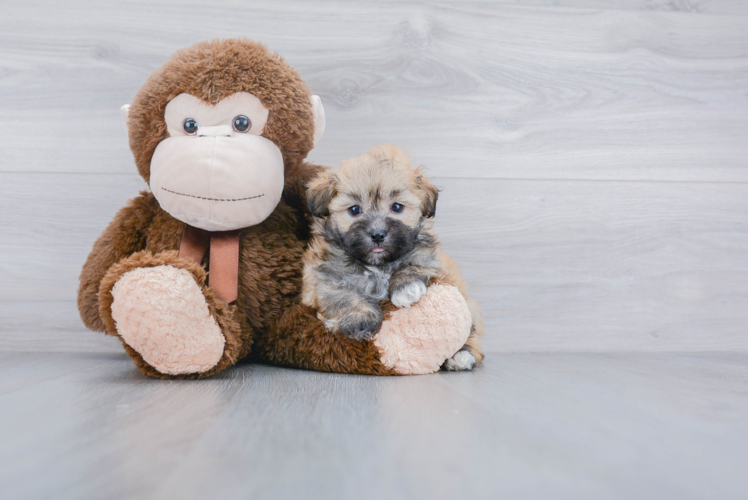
[
  {"left": 110, "top": 265, "right": 225, "bottom": 375},
  {"left": 373, "top": 284, "right": 472, "bottom": 375}
]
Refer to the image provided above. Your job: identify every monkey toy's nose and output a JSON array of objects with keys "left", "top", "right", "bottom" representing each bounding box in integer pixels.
[{"left": 370, "top": 230, "right": 387, "bottom": 244}]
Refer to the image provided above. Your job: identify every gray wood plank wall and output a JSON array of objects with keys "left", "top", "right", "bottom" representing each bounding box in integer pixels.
[{"left": 1, "top": 0, "right": 746, "bottom": 353}]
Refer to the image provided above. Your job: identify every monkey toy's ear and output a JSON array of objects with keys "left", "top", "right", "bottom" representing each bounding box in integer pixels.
[
  {"left": 416, "top": 173, "right": 439, "bottom": 219},
  {"left": 311, "top": 95, "right": 325, "bottom": 146},
  {"left": 306, "top": 169, "right": 337, "bottom": 218},
  {"left": 120, "top": 104, "right": 131, "bottom": 134}
]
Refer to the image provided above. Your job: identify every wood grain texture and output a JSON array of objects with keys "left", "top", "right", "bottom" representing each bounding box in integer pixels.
[
  {"left": 426, "top": 0, "right": 748, "bottom": 15},
  {"left": 1, "top": 0, "right": 747, "bottom": 354},
  {"left": 0, "top": 1, "right": 747, "bottom": 181},
  {"left": 1, "top": 352, "right": 747, "bottom": 499}
]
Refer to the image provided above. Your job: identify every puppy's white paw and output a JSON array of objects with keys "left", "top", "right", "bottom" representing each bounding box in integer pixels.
[
  {"left": 442, "top": 350, "right": 477, "bottom": 371},
  {"left": 391, "top": 281, "right": 428, "bottom": 308}
]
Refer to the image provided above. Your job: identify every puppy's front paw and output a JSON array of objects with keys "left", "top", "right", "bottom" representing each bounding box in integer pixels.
[
  {"left": 391, "top": 280, "right": 428, "bottom": 308},
  {"left": 442, "top": 349, "right": 477, "bottom": 371},
  {"left": 337, "top": 310, "right": 383, "bottom": 341}
]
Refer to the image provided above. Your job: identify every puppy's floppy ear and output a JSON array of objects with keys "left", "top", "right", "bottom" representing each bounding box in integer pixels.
[
  {"left": 306, "top": 169, "right": 338, "bottom": 218},
  {"left": 416, "top": 172, "right": 439, "bottom": 218}
]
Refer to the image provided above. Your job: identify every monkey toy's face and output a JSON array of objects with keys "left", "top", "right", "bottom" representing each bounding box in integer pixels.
[
  {"left": 149, "top": 92, "right": 283, "bottom": 232},
  {"left": 123, "top": 39, "right": 326, "bottom": 233}
]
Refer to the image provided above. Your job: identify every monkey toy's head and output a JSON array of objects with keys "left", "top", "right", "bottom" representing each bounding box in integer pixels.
[{"left": 123, "top": 39, "right": 326, "bottom": 231}]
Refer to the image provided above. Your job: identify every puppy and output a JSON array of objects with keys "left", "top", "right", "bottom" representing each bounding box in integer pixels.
[{"left": 303, "top": 144, "right": 483, "bottom": 370}]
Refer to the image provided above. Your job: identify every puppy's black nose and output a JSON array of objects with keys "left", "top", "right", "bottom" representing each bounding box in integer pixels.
[{"left": 370, "top": 229, "right": 387, "bottom": 244}]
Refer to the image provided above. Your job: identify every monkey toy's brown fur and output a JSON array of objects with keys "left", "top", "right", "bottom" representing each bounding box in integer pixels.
[{"left": 78, "top": 39, "right": 473, "bottom": 379}]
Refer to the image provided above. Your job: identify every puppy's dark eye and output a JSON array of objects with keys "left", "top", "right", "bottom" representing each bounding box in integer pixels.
[
  {"left": 183, "top": 118, "right": 198, "bottom": 135},
  {"left": 232, "top": 115, "right": 251, "bottom": 133},
  {"left": 391, "top": 203, "right": 404, "bottom": 213},
  {"left": 348, "top": 205, "right": 362, "bottom": 216}
]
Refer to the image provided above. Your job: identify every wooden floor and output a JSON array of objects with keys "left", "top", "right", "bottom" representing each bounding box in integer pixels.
[{"left": 0, "top": 351, "right": 746, "bottom": 499}]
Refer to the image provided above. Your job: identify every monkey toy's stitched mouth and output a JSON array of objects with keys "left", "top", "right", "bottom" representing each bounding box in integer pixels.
[{"left": 161, "top": 187, "right": 265, "bottom": 202}]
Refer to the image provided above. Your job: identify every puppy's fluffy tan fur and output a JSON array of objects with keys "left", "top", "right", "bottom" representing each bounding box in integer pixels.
[{"left": 303, "top": 144, "right": 483, "bottom": 370}]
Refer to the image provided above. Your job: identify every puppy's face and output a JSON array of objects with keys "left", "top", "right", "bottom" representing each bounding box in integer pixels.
[{"left": 307, "top": 144, "right": 438, "bottom": 266}]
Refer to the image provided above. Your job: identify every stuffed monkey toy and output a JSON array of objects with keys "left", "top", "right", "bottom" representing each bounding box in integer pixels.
[{"left": 77, "top": 39, "right": 472, "bottom": 379}]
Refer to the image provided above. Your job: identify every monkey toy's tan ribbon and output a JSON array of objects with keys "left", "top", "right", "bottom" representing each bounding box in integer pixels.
[{"left": 179, "top": 225, "right": 241, "bottom": 304}]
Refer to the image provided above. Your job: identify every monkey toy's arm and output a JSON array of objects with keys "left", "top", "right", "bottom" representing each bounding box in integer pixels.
[
  {"left": 254, "top": 303, "right": 395, "bottom": 375},
  {"left": 77, "top": 192, "right": 157, "bottom": 332},
  {"left": 256, "top": 278, "right": 473, "bottom": 376}
]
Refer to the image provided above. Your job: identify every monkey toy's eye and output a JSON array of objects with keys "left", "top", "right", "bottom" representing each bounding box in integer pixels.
[
  {"left": 391, "top": 203, "right": 404, "bottom": 213},
  {"left": 348, "top": 205, "right": 362, "bottom": 216},
  {"left": 232, "top": 115, "right": 251, "bottom": 133},
  {"left": 183, "top": 118, "right": 198, "bottom": 135}
]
